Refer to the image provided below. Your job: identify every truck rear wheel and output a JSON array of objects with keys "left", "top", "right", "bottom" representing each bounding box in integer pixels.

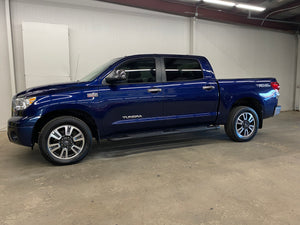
[
  {"left": 38, "top": 116, "right": 92, "bottom": 165},
  {"left": 225, "top": 106, "right": 259, "bottom": 142}
]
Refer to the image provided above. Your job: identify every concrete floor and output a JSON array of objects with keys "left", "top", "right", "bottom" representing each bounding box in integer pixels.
[{"left": 0, "top": 111, "right": 300, "bottom": 225}]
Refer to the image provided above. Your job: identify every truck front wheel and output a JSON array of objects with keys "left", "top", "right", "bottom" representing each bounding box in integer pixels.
[
  {"left": 225, "top": 106, "right": 259, "bottom": 142},
  {"left": 38, "top": 116, "right": 92, "bottom": 165}
]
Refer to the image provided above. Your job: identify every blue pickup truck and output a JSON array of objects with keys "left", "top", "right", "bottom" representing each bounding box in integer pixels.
[{"left": 8, "top": 54, "right": 281, "bottom": 164}]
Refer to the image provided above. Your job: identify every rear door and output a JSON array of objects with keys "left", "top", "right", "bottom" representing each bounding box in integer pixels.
[
  {"left": 160, "top": 57, "right": 219, "bottom": 127},
  {"left": 99, "top": 57, "right": 165, "bottom": 136}
]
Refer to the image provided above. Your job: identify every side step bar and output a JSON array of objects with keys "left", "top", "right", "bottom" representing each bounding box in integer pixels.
[{"left": 108, "top": 125, "right": 220, "bottom": 141}]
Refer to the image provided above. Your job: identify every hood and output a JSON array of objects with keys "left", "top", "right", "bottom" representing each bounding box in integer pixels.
[{"left": 16, "top": 82, "right": 83, "bottom": 98}]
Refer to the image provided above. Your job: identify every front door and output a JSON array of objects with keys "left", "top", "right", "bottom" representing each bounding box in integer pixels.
[{"left": 99, "top": 57, "right": 164, "bottom": 137}]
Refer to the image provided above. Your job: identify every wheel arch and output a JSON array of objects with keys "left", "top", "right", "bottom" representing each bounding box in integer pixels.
[
  {"left": 32, "top": 109, "right": 99, "bottom": 143},
  {"left": 231, "top": 97, "right": 263, "bottom": 129}
]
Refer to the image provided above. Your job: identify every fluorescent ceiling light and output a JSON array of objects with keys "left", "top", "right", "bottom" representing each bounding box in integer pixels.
[
  {"left": 203, "top": 0, "right": 235, "bottom": 7},
  {"left": 236, "top": 4, "right": 266, "bottom": 12},
  {"left": 202, "top": 1, "right": 266, "bottom": 12}
]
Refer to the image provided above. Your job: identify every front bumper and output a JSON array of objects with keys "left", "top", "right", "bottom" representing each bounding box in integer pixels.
[{"left": 7, "top": 116, "right": 40, "bottom": 147}]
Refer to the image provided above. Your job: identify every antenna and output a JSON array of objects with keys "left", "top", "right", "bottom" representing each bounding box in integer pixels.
[{"left": 74, "top": 53, "right": 80, "bottom": 81}]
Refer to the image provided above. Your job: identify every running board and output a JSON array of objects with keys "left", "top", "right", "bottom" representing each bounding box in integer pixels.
[{"left": 108, "top": 125, "right": 220, "bottom": 141}]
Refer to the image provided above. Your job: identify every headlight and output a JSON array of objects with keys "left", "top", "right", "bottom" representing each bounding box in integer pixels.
[{"left": 12, "top": 97, "right": 36, "bottom": 111}]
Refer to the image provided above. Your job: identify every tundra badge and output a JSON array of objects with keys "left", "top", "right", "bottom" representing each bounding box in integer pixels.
[{"left": 122, "top": 115, "right": 142, "bottom": 119}]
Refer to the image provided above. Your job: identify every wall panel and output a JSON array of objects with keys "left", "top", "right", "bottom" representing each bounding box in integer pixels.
[{"left": 22, "top": 22, "right": 70, "bottom": 88}]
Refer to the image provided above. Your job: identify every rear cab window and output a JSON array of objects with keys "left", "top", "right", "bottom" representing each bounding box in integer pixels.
[{"left": 164, "top": 58, "right": 203, "bottom": 82}]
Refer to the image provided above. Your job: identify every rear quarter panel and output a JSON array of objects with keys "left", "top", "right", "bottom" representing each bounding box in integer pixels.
[{"left": 217, "top": 78, "right": 279, "bottom": 124}]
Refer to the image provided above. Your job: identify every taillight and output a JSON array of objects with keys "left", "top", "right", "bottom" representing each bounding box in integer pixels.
[{"left": 271, "top": 81, "right": 280, "bottom": 90}]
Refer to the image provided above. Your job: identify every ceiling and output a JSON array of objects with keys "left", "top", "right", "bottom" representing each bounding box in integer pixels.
[{"left": 97, "top": 0, "right": 300, "bottom": 33}]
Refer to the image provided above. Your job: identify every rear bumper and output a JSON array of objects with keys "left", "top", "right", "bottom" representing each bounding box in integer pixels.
[
  {"left": 7, "top": 116, "right": 40, "bottom": 147},
  {"left": 273, "top": 105, "right": 281, "bottom": 116}
]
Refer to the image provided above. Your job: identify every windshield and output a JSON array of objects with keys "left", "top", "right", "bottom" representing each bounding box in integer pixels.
[{"left": 79, "top": 57, "right": 121, "bottom": 82}]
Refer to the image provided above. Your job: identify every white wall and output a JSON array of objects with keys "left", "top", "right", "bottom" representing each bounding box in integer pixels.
[
  {"left": 11, "top": 0, "right": 190, "bottom": 91},
  {"left": 195, "top": 20, "right": 296, "bottom": 111},
  {"left": 0, "top": 0, "right": 297, "bottom": 129},
  {"left": 0, "top": 0, "right": 13, "bottom": 130}
]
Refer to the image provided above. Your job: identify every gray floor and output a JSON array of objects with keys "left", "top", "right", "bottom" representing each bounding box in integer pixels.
[{"left": 0, "top": 111, "right": 300, "bottom": 225}]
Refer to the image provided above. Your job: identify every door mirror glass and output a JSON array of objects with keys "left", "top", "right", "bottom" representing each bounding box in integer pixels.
[{"left": 105, "top": 69, "right": 127, "bottom": 84}]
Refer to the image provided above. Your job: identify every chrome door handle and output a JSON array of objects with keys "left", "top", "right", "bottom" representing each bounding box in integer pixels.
[
  {"left": 148, "top": 88, "right": 162, "bottom": 93},
  {"left": 202, "top": 86, "right": 215, "bottom": 90}
]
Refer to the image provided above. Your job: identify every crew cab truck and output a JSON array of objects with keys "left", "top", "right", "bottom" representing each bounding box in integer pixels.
[{"left": 7, "top": 54, "right": 281, "bottom": 165}]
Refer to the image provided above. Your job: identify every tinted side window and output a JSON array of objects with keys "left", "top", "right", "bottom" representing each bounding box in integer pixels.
[
  {"left": 117, "top": 58, "right": 156, "bottom": 84},
  {"left": 164, "top": 58, "right": 203, "bottom": 82}
]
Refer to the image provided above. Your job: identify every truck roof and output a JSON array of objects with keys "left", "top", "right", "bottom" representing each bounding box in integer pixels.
[{"left": 123, "top": 54, "right": 206, "bottom": 59}]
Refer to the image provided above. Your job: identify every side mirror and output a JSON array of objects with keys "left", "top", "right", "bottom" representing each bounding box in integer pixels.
[{"left": 105, "top": 70, "right": 126, "bottom": 84}]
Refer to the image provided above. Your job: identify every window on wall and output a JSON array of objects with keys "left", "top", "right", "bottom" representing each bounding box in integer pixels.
[
  {"left": 116, "top": 58, "right": 156, "bottom": 84},
  {"left": 164, "top": 58, "right": 203, "bottom": 82}
]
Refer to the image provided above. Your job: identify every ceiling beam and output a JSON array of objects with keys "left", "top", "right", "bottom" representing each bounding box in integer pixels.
[
  {"left": 99, "top": 0, "right": 194, "bottom": 16},
  {"left": 284, "top": 14, "right": 300, "bottom": 22}
]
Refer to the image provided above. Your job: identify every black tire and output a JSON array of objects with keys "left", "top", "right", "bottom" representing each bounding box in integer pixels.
[
  {"left": 38, "top": 116, "right": 92, "bottom": 165},
  {"left": 225, "top": 106, "right": 259, "bottom": 142}
]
